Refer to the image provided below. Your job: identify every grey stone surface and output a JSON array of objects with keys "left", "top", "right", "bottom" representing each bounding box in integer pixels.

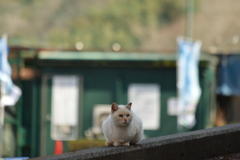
[
  {"left": 206, "top": 153, "right": 240, "bottom": 160},
  {"left": 30, "top": 123, "right": 240, "bottom": 160}
]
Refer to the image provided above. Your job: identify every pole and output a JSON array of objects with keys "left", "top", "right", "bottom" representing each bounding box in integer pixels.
[
  {"left": 0, "top": 107, "right": 4, "bottom": 157},
  {"left": 16, "top": 51, "right": 22, "bottom": 157},
  {"left": 185, "top": 0, "right": 194, "bottom": 38}
]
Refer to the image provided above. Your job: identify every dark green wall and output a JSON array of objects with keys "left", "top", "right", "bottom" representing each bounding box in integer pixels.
[
  {"left": 40, "top": 65, "right": 213, "bottom": 139},
  {"left": 22, "top": 63, "right": 215, "bottom": 157}
]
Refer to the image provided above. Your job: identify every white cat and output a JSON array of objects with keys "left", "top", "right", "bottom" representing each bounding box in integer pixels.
[{"left": 102, "top": 102, "right": 143, "bottom": 146}]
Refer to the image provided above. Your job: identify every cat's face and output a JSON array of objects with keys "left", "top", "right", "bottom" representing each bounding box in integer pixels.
[{"left": 111, "top": 102, "right": 133, "bottom": 127}]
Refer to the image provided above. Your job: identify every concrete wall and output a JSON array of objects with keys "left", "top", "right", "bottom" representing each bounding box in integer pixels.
[{"left": 30, "top": 123, "right": 240, "bottom": 160}]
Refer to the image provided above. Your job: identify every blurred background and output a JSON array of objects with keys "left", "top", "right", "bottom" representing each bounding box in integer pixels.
[{"left": 0, "top": 0, "right": 240, "bottom": 158}]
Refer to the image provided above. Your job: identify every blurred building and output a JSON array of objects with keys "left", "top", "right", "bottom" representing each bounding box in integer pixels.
[
  {"left": 1, "top": 0, "right": 240, "bottom": 158},
  {"left": 5, "top": 47, "right": 217, "bottom": 158}
]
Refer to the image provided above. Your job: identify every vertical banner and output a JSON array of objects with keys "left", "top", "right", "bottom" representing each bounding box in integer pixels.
[
  {"left": 0, "top": 35, "right": 21, "bottom": 107},
  {"left": 177, "top": 37, "right": 202, "bottom": 129}
]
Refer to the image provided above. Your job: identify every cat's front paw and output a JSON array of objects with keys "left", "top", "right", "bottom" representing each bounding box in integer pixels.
[
  {"left": 122, "top": 142, "right": 130, "bottom": 146},
  {"left": 113, "top": 141, "right": 121, "bottom": 146},
  {"left": 106, "top": 141, "right": 114, "bottom": 146}
]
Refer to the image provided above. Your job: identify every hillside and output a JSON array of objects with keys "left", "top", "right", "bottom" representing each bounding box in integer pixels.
[
  {"left": 0, "top": 0, "right": 184, "bottom": 51},
  {"left": 1, "top": 0, "right": 239, "bottom": 53}
]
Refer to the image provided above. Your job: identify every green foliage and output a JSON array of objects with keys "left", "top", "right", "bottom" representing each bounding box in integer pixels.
[
  {"left": 66, "top": 0, "right": 184, "bottom": 50},
  {"left": 1, "top": 0, "right": 185, "bottom": 50}
]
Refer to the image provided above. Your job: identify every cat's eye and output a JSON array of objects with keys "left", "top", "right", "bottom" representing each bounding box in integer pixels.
[
  {"left": 127, "top": 114, "right": 130, "bottom": 117},
  {"left": 119, "top": 114, "right": 123, "bottom": 117}
]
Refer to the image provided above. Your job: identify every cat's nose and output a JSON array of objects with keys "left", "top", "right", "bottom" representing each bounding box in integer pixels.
[{"left": 124, "top": 119, "right": 127, "bottom": 121}]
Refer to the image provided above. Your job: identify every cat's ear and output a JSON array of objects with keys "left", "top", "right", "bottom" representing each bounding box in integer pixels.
[
  {"left": 111, "top": 102, "right": 118, "bottom": 113},
  {"left": 126, "top": 102, "right": 132, "bottom": 110}
]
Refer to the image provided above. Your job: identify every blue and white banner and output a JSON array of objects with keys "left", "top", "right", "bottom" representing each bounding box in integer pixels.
[
  {"left": 0, "top": 35, "right": 21, "bottom": 107},
  {"left": 177, "top": 37, "right": 202, "bottom": 129}
]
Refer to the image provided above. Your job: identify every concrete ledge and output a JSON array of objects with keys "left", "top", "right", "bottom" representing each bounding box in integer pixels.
[{"left": 30, "top": 123, "right": 240, "bottom": 160}]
